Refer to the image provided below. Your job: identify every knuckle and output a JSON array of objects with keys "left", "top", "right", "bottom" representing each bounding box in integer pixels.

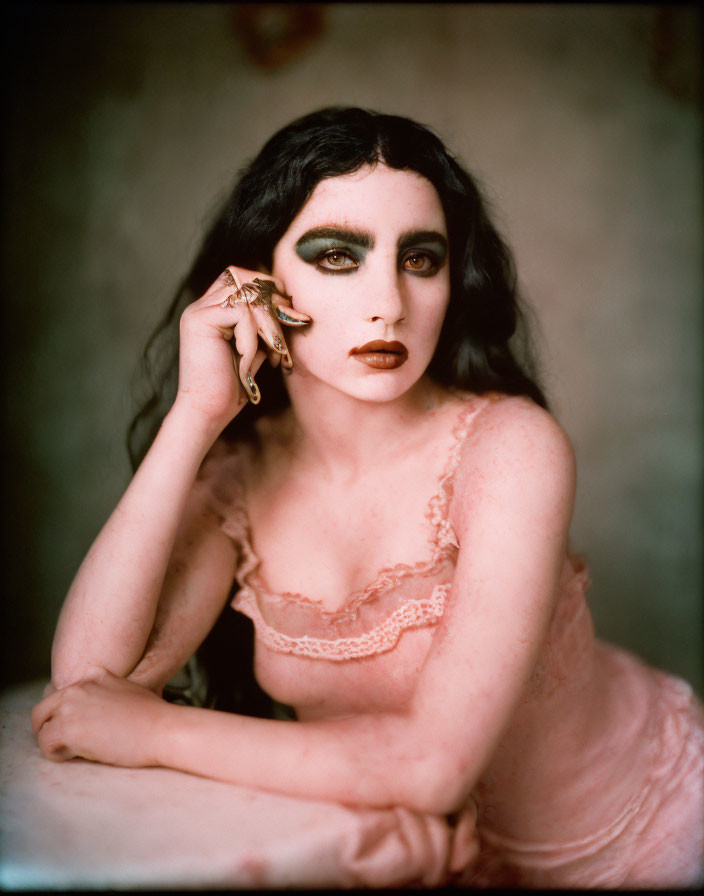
[
  {"left": 85, "top": 665, "right": 107, "bottom": 683},
  {"left": 46, "top": 736, "right": 63, "bottom": 755},
  {"left": 53, "top": 696, "right": 72, "bottom": 717},
  {"left": 37, "top": 726, "right": 61, "bottom": 757},
  {"left": 48, "top": 744, "right": 68, "bottom": 762}
]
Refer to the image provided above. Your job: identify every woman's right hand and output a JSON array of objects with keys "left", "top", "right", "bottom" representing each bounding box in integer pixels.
[{"left": 174, "top": 266, "right": 311, "bottom": 430}]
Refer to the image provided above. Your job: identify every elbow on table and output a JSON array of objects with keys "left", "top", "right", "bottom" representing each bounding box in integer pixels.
[
  {"left": 398, "top": 754, "right": 476, "bottom": 817},
  {"left": 364, "top": 715, "right": 479, "bottom": 816}
]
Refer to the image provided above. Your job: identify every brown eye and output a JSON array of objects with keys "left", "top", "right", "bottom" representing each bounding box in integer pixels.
[
  {"left": 316, "top": 249, "right": 358, "bottom": 272},
  {"left": 403, "top": 252, "right": 436, "bottom": 274}
]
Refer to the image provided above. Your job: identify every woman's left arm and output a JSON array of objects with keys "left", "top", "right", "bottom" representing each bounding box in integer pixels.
[{"left": 32, "top": 399, "right": 575, "bottom": 816}]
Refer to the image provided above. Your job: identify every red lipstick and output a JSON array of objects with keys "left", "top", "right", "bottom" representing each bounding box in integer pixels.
[{"left": 349, "top": 340, "right": 409, "bottom": 370}]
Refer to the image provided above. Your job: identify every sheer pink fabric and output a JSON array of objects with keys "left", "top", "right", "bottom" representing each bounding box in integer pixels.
[
  {"left": 207, "top": 393, "right": 484, "bottom": 661},
  {"left": 468, "top": 661, "right": 704, "bottom": 888},
  {"left": 200, "top": 393, "right": 704, "bottom": 888}
]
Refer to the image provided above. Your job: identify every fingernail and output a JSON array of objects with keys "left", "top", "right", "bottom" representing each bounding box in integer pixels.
[
  {"left": 275, "top": 308, "right": 312, "bottom": 326},
  {"left": 246, "top": 372, "right": 260, "bottom": 404},
  {"left": 281, "top": 351, "right": 293, "bottom": 369}
]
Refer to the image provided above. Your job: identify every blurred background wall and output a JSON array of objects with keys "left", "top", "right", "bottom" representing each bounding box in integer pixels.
[{"left": 2, "top": 3, "right": 701, "bottom": 694}]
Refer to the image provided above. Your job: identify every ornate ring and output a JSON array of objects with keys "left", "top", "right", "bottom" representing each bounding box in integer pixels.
[
  {"left": 220, "top": 293, "right": 249, "bottom": 309},
  {"left": 220, "top": 272, "right": 297, "bottom": 326},
  {"left": 238, "top": 278, "right": 283, "bottom": 309},
  {"left": 220, "top": 269, "right": 244, "bottom": 308}
]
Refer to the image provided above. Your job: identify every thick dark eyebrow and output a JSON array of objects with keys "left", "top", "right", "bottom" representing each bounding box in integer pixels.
[
  {"left": 295, "top": 226, "right": 374, "bottom": 250},
  {"left": 397, "top": 230, "right": 448, "bottom": 253},
  {"left": 294, "top": 226, "right": 448, "bottom": 255}
]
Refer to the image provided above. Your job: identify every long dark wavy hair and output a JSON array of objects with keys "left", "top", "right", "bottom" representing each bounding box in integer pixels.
[{"left": 127, "top": 106, "right": 548, "bottom": 717}]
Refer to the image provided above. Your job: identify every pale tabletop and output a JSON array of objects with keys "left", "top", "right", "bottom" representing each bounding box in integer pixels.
[{"left": 0, "top": 680, "right": 458, "bottom": 889}]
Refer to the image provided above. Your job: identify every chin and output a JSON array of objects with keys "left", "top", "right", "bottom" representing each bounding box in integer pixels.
[
  {"left": 338, "top": 369, "right": 427, "bottom": 403},
  {"left": 289, "top": 355, "right": 430, "bottom": 403}
]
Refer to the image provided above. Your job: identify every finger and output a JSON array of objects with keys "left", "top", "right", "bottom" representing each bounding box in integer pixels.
[
  {"left": 248, "top": 277, "right": 307, "bottom": 326},
  {"left": 250, "top": 304, "right": 290, "bottom": 358},
  {"left": 233, "top": 310, "right": 261, "bottom": 403},
  {"left": 221, "top": 267, "right": 289, "bottom": 302},
  {"left": 228, "top": 346, "right": 249, "bottom": 414},
  {"left": 45, "top": 745, "right": 74, "bottom": 762},
  {"left": 189, "top": 273, "right": 296, "bottom": 384},
  {"left": 252, "top": 272, "right": 288, "bottom": 297},
  {"left": 235, "top": 347, "right": 269, "bottom": 406},
  {"left": 224, "top": 266, "right": 243, "bottom": 290},
  {"left": 271, "top": 299, "right": 312, "bottom": 328},
  {"left": 31, "top": 689, "right": 62, "bottom": 734},
  {"left": 234, "top": 346, "right": 266, "bottom": 380},
  {"left": 268, "top": 348, "right": 282, "bottom": 368},
  {"left": 200, "top": 266, "right": 259, "bottom": 305},
  {"left": 208, "top": 273, "right": 310, "bottom": 334},
  {"left": 200, "top": 267, "right": 239, "bottom": 301},
  {"left": 228, "top": 345, "right": 266, "bottom": 412},
  {"left": 37, "top": 722, "right": 74, "bottom": 762},
  {"left": 207, "top": 265, "right": 257, "bottom": 297},
  {"left": 181, "top": 293, "right": 251, "bottom": 335},
  {"left": 250, "top": 347, "right": 267, "bottom": 378}
]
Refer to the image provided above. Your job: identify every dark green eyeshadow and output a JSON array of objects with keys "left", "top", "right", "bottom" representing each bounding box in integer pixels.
[{"left": 295, "top": 237, "right": 368, "bottom": 263}]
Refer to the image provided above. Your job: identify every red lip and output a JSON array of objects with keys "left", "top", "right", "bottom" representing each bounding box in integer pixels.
[
  {"left": 350, "top": 340, "right": 408, "bottom": 370},
  {"left": 350, "top": 340, "right": 407, "bottom": 355}
]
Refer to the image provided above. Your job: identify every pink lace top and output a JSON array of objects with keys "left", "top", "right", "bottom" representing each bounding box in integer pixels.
[{"left": 204, "top": 393, "right": 495, "bottom": 662}]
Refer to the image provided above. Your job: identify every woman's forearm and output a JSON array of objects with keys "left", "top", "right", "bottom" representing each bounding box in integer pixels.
[
  {"left": 156, "top": 702, "right": 455, "bottom": 815},
  {"left": 51, "top": 403, "right": 221, "bottom": 688},
  {"left": 32, "top": 670, "right": 468, "bottom": 815}
]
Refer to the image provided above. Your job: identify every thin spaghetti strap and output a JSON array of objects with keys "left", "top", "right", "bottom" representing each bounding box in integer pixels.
[
  {"left": 427, "top": 392, "right": 504, "bottom": 551},
  {"left": 196, "top": 439, "right": 254, "bottom": 554}
]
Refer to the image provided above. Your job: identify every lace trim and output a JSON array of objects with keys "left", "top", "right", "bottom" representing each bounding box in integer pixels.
[
  {"left": 224, "top": 393, "right": 498, "bottom": 620},
  {"left": 234, "top": 583, "right": 451, "bottom": 660}
]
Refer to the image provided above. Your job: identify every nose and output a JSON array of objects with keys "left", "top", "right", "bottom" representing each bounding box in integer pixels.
[{"left": 366, "top": 266, "right": 406, "bottom": 326}]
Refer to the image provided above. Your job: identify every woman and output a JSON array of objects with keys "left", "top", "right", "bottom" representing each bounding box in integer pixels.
[{"left": 31, "top": 107, "right": 703, "bottom": 888}]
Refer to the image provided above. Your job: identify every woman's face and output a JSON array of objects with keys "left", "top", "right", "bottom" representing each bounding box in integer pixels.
[{"left": 271, "top": 163, "right": 450, "bottom": 404}]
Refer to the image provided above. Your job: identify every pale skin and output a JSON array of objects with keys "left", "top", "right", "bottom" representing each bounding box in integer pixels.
[{"left": 32, "top": 164, "right": 576, "bottom": 818}]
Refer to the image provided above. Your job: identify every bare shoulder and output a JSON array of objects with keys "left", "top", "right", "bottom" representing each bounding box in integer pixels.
[
  {"left": 470, "top": 393, "right": 575, "bottom": 469},
  {"left": 452, "top": 393, "right": 577, "bottom": 530}
]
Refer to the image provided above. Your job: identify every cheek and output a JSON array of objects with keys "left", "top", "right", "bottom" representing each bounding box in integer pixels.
[
  {"left": 285, "top": 284, "right": 351, "bottom": 359},
  {"left": 416, "top": 284, "right": 450, "bottom": 332},
  {"left": 287, "top": 273, "right": 357, "bottom": 322}
]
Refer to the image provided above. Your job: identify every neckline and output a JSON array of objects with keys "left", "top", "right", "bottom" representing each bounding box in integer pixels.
[{"left": 231, "top": 392, "right": 490, "bottom": 621}]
